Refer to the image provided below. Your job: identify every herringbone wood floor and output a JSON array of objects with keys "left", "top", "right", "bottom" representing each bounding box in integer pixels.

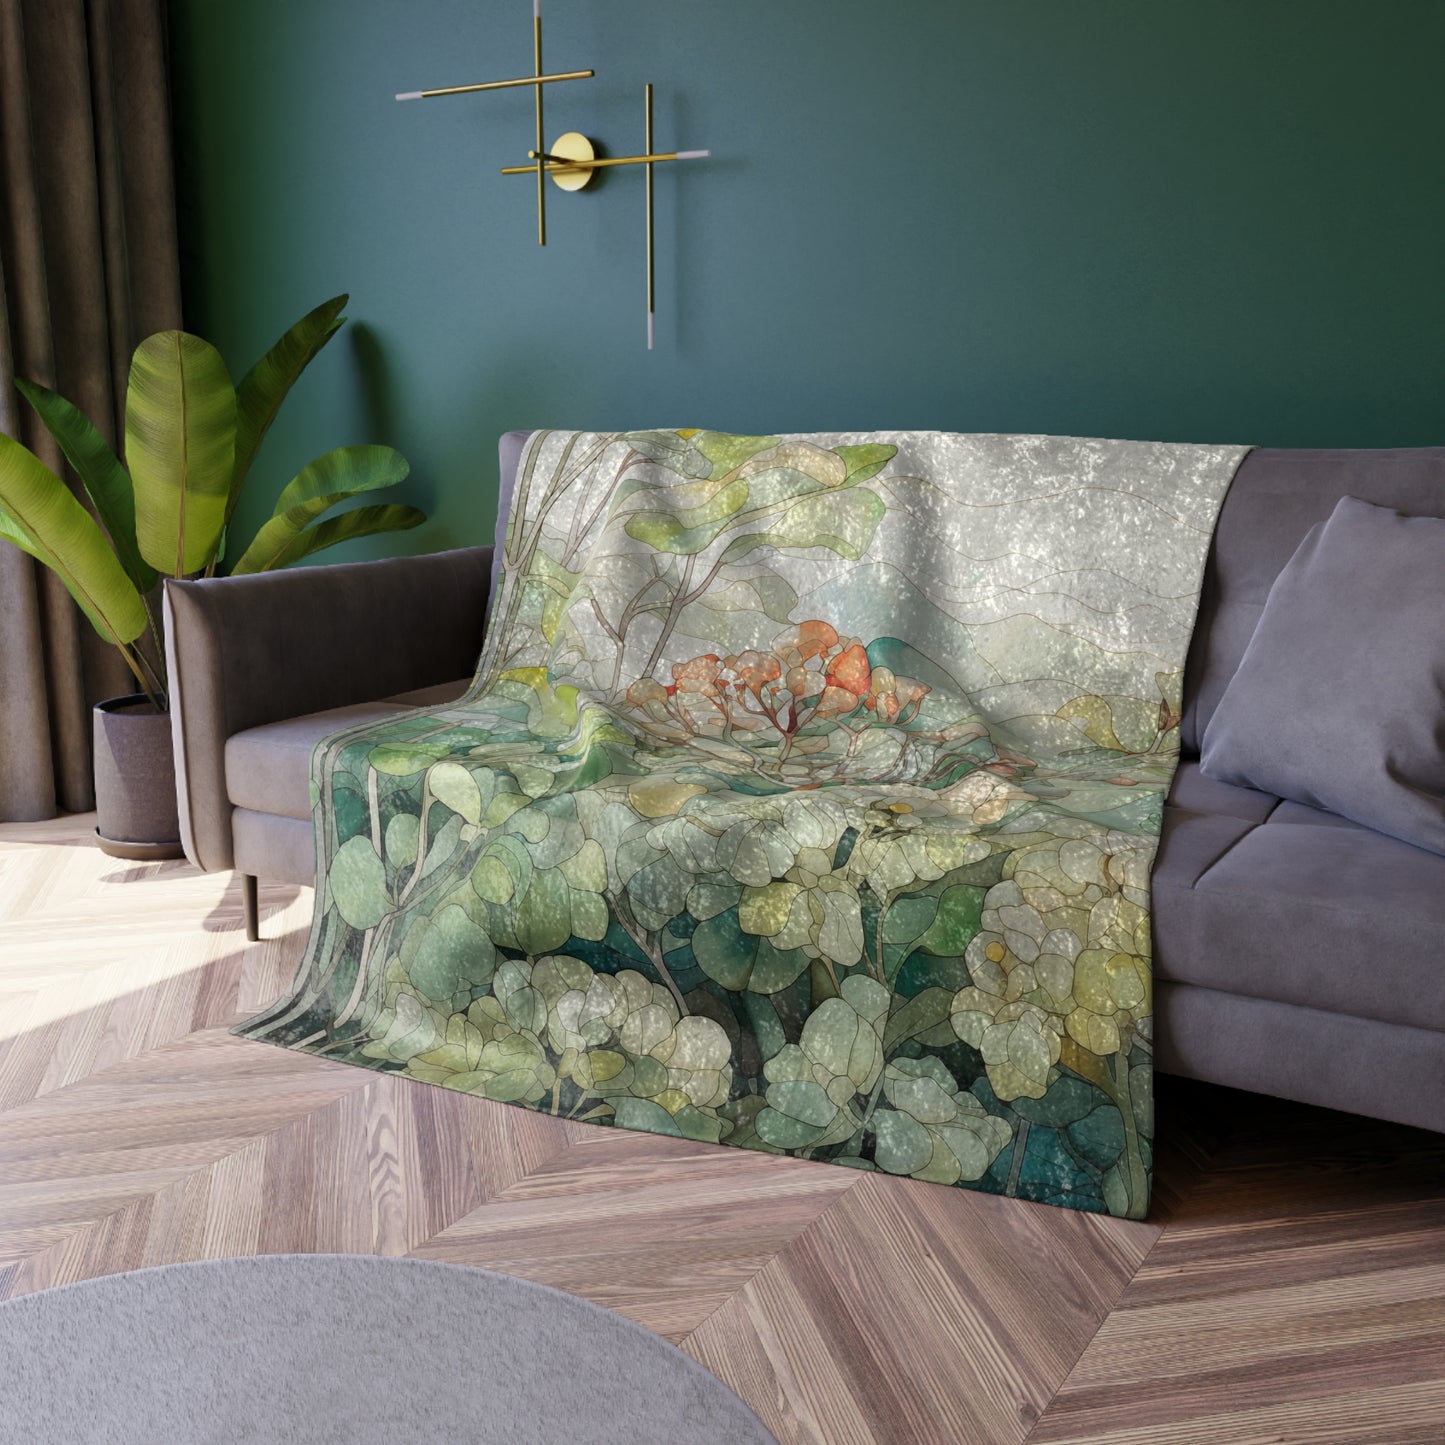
[{"left": 2, "top": 815, "right": 1443, "bottom": 1444}]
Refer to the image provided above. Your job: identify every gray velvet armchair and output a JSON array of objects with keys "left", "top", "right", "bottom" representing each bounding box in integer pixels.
[{"left": 163, "top": 545, "right": 492, "bottom": 940}]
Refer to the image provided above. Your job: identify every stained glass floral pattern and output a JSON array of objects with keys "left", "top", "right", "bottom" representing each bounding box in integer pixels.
[{"left": 239, "top": 429, "right": 1246, "bottom": 1219}]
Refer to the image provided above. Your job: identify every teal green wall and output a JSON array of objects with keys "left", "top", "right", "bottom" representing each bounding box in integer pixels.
[{"left": 171, "top": 1, "right": 1445, "bottom": 565}]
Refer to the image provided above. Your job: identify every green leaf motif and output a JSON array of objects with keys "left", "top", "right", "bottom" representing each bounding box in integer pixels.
[
  {"left": 427, "top": 761, "right": 486, "bottom": 824},
  {"left": 692, "top": 908, "right": 809, "bottom": 994},
  {"left": 918, "top": 884, "right": 985, "bottom": 956},
  {"left": 873, "top": 1108, "right": 932, "bottom": 1176},
  {"left": 721, "top": 487, "right": 886, "bottom": 565},
  {"left": 410, "top": 904, "right": 496, "bottom": 1000},
  {"left": 612, "top": 1097, "right": 684, "bottom": 1138},
  {"left": 882, "top": 987, "right": 956, "bottom": 1052},
  {"left": 834, "top": 442, "right": 896, "bottom": 487},
  {"left": 329, "top": 835, "right": 389, "bottom": 929},
  {"left": 384, "top": 812, "right": 420, "bottom": 868},
  {"left": 623, "top": 478, "right": 749, "bottom": 555},
  {"left": 692, "top": 431, "right": 778, "bottom": 478},
  {"left": 756, "top": 1079, "right": 835, "bottom": 1149},
  {"left": 369, "top": 740, "right": 451, "bottom": 776},
  {"left": 513, "top": 868, "right": 572, "bottom": 955},
  {"left": 799, "top": 991, "right": 884, "bottom": 1095}
]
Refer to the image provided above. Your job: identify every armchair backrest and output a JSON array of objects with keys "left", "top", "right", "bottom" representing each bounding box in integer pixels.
[{"left": 166, "top": 546, "right": 494, "bottom": 872}]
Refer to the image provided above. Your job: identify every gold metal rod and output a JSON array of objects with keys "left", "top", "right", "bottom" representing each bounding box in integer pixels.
[
  {"left": 645, "top": 84, "right": 655, "bottom": 350},
  {"left": 394, "top": 70, "right": 592, "bottom": 100},
  {"left": 534, "top": 14, "right": 545, "bottom": 246},
  {"left": 502, "top": 149, "right": 709, "bottom": 175}
]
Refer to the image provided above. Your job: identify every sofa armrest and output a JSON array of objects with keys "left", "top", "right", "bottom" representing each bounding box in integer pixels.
[{"left": 164, "top": 545, "right": 493, "bottom": 873}]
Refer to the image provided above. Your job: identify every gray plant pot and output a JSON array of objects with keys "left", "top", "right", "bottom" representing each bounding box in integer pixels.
[{"left": 93, "top": 695, "right": 184, "bottom": 860}]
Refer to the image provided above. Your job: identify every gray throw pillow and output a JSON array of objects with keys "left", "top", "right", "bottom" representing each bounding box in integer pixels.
[{"left": 1200, "top": 495, "right": 1445, "bottom": 856}]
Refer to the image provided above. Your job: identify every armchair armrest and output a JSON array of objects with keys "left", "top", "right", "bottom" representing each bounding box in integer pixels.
[{"left": 164, "top": 545, "right": 493, "bottom": 872}]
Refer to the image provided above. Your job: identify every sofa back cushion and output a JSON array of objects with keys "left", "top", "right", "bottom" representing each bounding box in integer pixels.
[{"left": 1180, "top": 446, "right": 1445, "bottom": 754}]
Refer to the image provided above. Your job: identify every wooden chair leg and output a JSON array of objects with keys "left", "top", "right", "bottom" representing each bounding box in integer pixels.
[{"left": 241, "top": 873, "right": 260, "bottom": 942}]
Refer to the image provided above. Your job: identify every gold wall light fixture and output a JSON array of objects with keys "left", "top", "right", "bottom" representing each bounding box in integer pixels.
[
  {"left": 396, "top": 4, "right": 710, "bottom": 349},
  {"left": 395, "top": 0, "right": 592, "bottom": 247}
]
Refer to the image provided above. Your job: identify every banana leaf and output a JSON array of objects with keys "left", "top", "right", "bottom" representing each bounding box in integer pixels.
[
  {"left": 227, "top": 294, "right": 347, "bottom": 529},
  {"left": 0, "top": 436, "right": 148, "bottom": 646},
  {"left": 127, "top": 332, "right": 237, "bottom": 577},
  {"left": 14, "top": 378, "right": 158, "bottom": 595},
  {"left": 229, "top": 444, "right": 409, "bottom": 574},
  {"left": 233, "top": 502, "right": 426, "bottom": 574}
]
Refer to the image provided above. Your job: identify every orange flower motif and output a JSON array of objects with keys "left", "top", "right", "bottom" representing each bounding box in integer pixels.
[
  {"left": 726, "top": 649, "right": 782, "bottom": 696},
  {"left": 622, "top": 618, "right": 929, "bottom": 759},
  {"left": 812, "top": 685, "right": 864, "bottom": 720},
  {"left": 774, "top": 619, "right": 838, "bottom": 665},
  {"left": 863, "top": 667, "right": 930, "bottom": 724},
  {"left": 825, "top": 643, "right": 872, "bottom": 697},
  {"left": 671, "top": 654, "right": 722, "bottom": 690},
  {"left": 625, "top": 677, "right": 670, "bottom": 712}
]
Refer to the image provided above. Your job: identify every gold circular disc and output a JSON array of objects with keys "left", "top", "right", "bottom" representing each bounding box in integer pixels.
[{"left": 549, "top": 132, "right": 595, "bottom": 191}]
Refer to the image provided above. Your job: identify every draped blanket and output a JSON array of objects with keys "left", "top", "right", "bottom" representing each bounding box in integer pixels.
[{"left": 240, "top": 430, "right": 1246, "bottom": 1219}]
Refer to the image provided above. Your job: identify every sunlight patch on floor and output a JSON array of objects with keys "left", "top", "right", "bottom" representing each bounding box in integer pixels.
[{"left": 0, "top": 813, "right": 310, "bottom": 1044}]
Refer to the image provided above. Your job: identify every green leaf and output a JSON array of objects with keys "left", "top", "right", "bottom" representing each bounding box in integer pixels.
[
  {"left": 426, "top": 761, "right": 484, "bottom": 825},
  {"left": 231, "top": 502, "right": 424, "bottom": 575},
  {"left": 410, "top": 905, "right": 496, "bottom": 1000},
  {"left": 126, "top": 331, "right": 236, "bottom": 576},
  {"left": 623, "top": 478, "right": 749, "bottom": 555},
  {"left": 611, "top": 1097, "right": 683, "bottom": 1138},
  {"left": 833, "top": 442, "right": 896, "bottom": 487},
  {"left": 329, "top": 835, "right": 389, "bottom": 929},
  {"left": 721, "top": 488, "right": 886, "bottom": 565},
  {"left": 756, "top": 1079, "right": 836, "bottom": 1149},
  {"left": 229, "top": 294, "right": 347, "bottom": 524},
  {"left": 0, "top": 437, "right": 147, "bottom": 646},
  {"left": 1067, "top": 1104, "right": 1128, "bottom": 1170},
  {"left": 747, "top": 936, "right": 811, "bottom": 994},
  {"left": 273, "top": 443, "right": 409, "bottom": 515},
  {"left": 692, "top": 431, "right": 778, "bottom": 478},
  {"left": 228, "top": 445, "right": 410, "bottom": 574},
  {"left": 918, "top": 884, "right": 986, "bottom": 956},
  {"left": 384, "top": 812, "right": 420, "bottom": 868},
  {"left": 873, "top": 1108, "right": 932, "bottom": 1175},
  {"left": 513, "top": 867, "right": 572, "bottom": 955},
  {"left": 882, "top": 987, "right": 956, "bottom": 1053},
  {"left": 14, "top": 379, "right": 157, "bottom": 594},
  {"left": 1012, "top": 1075, "right": 1103, "bottom": 1129},
  {"left": 692, "top": 909, "right": 759, "bottom": 992},
  {"left": 369, "top": 739, "right": 450, "bottom": 776}
]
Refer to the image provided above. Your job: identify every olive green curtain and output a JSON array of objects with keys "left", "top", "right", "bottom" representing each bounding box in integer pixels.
[{"left": 0, "top": 0, "right": 181, "bottom": 820}]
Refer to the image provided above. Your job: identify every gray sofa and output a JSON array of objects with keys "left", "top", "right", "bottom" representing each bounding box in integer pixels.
[{"left": 166, "top": 434, "right": 1445, "bottom": 1137}]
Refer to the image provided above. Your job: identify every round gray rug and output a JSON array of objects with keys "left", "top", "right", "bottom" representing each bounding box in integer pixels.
[{"left": 0, "top": 1255, "right": 777, "bottom": 1444}]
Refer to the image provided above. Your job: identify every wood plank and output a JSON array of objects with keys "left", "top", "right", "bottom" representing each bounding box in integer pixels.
[
  {"left": 412, "top": 1127, "right": 857, "bottom": 1342},
  {"left": 1028, "top": 1085, "right": 1445, "bottom": 1444},
  {"left": 685, "top": 1174, "right": 1156, "bottom": 1445}
]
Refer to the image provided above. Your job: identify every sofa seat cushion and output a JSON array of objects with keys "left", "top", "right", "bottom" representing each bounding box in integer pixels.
[
  {"left": 225, "top": 679, "right": 471, "bottom": 821},
  {"left": 1153, "top": 786, "right": 1445, "bottom": 1034},
  {"left": 388, "top": 679, "right": 475, "bottom": 708}
]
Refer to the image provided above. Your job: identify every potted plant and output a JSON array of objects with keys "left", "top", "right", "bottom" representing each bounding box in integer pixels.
[{"left": 0, "top": 295, "right": 425, "bottom": 857}]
